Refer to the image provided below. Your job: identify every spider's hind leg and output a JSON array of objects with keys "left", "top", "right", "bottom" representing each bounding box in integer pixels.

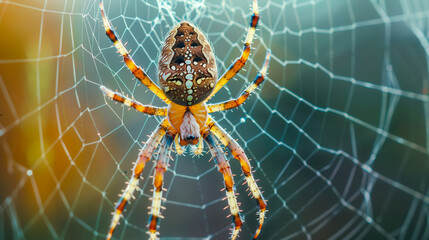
[
  {"left": 100, "top": 2, "right": 170, "bottom": 104},
  {"left": 207, "top": 0, "right": 260, "bottom": 101},
  {"left": 207, "top": 50, "right": 270, "bottom": 113}
]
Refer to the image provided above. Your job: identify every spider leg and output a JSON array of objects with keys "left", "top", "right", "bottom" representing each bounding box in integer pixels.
[
  {"left": 101, "top": 86, "right": 167, "bottom": 116},
  {"left": 208, "top": 118, "right": 266, "bottom": 239},
  {"left": 107, "top": 119, "right": 169, "bottom": 240},
  {"left": 204, "top": 133, "right": 243, "bottom": 240},
  {"left": 207, "top": 0, "right": 260, "bottom": 101},
  {"left": 148, "top": 133, "right": 174, "bottom": 240},
  {"left": 100, "top": 2, "right": 171, "bottom": 104},
  {"left": 207, "top": 50, "right": 270, "bottom": 113}
]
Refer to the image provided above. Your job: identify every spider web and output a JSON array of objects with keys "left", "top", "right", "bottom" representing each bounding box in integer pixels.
[{"left": 1, "top": 0, "right": 429, "bottom": 239}]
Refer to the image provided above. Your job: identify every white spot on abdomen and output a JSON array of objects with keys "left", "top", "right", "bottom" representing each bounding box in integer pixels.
[
  {"left": 185, "top": 74, "right": 193, "bottom": 80},
  {"left": 186, "top": 80, "right": 193, "bottom": 89}
]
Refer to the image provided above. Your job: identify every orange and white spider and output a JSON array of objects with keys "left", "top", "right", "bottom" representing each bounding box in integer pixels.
[{"left": 99, "top": 0, "right": 269, "bottom": 239}]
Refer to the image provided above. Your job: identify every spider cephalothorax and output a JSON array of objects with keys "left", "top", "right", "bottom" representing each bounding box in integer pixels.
[
  {"left": 100, "top": 0, "right": 269, "bottom": 239},
  {"left": 159, "top": 22, "right": 217, "bottom": 106}
]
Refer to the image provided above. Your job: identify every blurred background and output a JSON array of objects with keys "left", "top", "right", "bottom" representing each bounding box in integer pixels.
[{"left": 1, "top": 0, "right": 428, "bottom": 239}]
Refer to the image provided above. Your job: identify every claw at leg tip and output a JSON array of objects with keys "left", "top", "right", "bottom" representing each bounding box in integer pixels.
[{"left": 253, "top": 210, "right": 265, "bottom": 239}]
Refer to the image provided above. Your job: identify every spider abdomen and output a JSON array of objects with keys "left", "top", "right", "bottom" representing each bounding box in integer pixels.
[{"left": 159, "top": 22, "right": 217, "bottom": 106}]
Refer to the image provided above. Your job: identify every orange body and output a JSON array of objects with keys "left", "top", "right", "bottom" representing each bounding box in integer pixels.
[{"left": 167, "top": 102, "right": 208, "bottom": 145}]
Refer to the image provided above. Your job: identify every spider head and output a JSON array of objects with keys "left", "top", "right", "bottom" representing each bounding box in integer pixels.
[{"left": 159, "top": 22, "right": 217, "bottom": 106}]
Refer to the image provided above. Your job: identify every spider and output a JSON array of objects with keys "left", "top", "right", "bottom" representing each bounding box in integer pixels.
[{"left": 100, "top": 0, "right": 269, "bottom": 239}]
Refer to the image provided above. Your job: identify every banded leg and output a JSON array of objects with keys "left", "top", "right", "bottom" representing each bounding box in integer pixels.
[
  {"left": 100, "top": 2, "right": 171, "bottom": 104},
  {"left": 208, "top": 50, "right": 270, "bottom": 113},
  {"left": 107, "top": 119, "right": 169, "bottom": 240},
  {"left": 205, "top": 133, "right": 243, "bottom": 240},
  {"left": 208, "top": 119, "right": 266, "bottom": 239},
  {"left": 148, "top": 134, "right": 174, "bottom": 240},
  {"left": 101, "top": 86, "right": 167, "bottom": 116},
  {"left": 207, "top": 0, "right": 260, "bottom": 101}
]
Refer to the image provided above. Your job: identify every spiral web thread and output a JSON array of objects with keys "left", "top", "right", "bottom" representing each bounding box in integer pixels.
[{"left": 0, "top": 0, "right": 429, "bottom": 239}]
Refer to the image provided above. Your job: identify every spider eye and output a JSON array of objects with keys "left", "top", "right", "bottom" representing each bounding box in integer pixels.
[{"left": 191, "top": 41, "right": 199, "bottom": 47}]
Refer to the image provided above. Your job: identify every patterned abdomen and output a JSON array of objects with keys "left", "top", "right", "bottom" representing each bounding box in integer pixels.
[{"left": 158, "top": 22, "right": 217, "bottom": 106}]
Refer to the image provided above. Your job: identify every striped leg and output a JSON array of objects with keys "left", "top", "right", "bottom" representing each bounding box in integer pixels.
[
  {"left": 208, "top": 119, "right": 266, "bottom": 239},
  {"left": 101, "top": 86, "right": 167, "bottom": 116},
  {"left": 207, "top": 0, "right": 260, "bottom": 101},
  {"left": 100, "top": 2, "right": 171, "bottom": 104},
  {"left": 148, "top": 134, "right": 174, "bottom": 240},
  {"left": 208, "top": 50, "right": 270, "bottom": 113},
  {"left": 107, "top": 119, "right": 169, "bottom": 240},
  {"left": 205, "top": 133, "right": 243, "bottom": 240}
]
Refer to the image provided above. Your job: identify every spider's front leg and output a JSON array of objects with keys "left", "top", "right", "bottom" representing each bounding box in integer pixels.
[
  {"left": 147, "top": 133, "right": 174, "bottom": 240},
  {"left": 205, "top": 133, "right": 243, "bottom": 240},
  {"left": 208, "top": 119, "right": 267, "bottom": 239},
  {"left": 107, "top": 119, "right": 169, "bottom": 240}
]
